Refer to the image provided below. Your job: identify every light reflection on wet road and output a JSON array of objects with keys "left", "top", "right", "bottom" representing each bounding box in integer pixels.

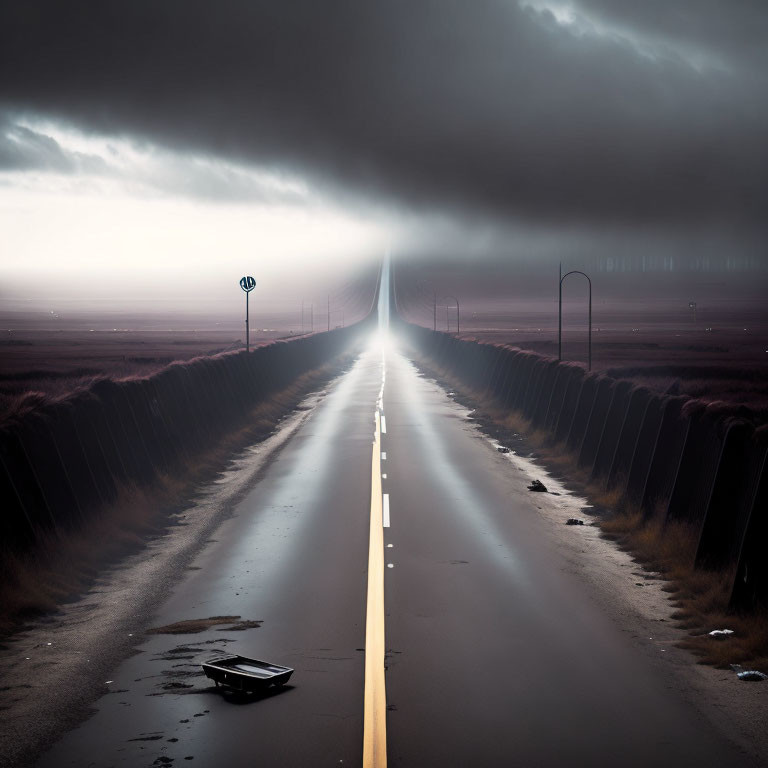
[{"left": 38, "top": 339, "right": 753, "bottom": 767}]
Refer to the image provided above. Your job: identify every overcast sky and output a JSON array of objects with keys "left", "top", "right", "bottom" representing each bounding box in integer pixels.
[{"left": 1, "top": 1, "right": 767, "bottom": 305}]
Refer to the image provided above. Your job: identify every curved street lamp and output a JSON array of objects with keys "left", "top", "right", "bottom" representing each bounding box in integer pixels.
[{"left": 558, "top": 270, "right": 591, "bottom": 371}]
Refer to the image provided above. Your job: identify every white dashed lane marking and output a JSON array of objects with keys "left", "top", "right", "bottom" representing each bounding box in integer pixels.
[{"left": 383, "top": 494, "right": 390, "bottom": 528}]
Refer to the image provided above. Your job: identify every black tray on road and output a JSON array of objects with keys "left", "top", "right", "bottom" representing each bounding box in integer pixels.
[{"left": 202, "top": 654, "right": 294, "bottom": 692}]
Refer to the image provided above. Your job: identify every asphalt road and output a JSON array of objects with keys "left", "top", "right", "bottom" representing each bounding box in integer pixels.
[{"left": 37, "top": 340, "right": 754, "bottom": 768}]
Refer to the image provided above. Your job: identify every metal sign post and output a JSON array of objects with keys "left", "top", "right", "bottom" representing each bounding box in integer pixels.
[{"left": 240, "top": 275, "right": 256, "bottom": 352}]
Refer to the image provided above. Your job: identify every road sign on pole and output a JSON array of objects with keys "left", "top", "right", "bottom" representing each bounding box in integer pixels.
[{"left": 240, "top": 276, "right": 256, "bottom": 352}]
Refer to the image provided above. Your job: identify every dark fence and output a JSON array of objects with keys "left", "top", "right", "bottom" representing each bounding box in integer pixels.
[
  {"left": 0, "top": 324, "right": 368, "bottom": 554},
  {"left": 730, "top": 427, "right": 768, "bottom": 612},
  {"left": 398, "top": 322, "right": 767, "bottom": 610}
]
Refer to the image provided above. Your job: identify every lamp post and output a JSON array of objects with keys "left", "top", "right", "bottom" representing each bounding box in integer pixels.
[
  {"left": 558, "top": 269, "right": 592, "bottom": 371},
  {"left": 239, "top": 275, "right": 256, "bottom": 352}
]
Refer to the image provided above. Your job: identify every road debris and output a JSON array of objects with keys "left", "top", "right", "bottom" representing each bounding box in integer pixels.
[
  {"left": 527, "top": 479, "right": 548, "bottom": 492},
  {"left": 708, "top": 629, "right": 734, "bottom": 639},
  {"left": 202, "top": 653, "right": 293, "bottom": 692},
  {"left": 730, "top": 664, "right": 768, "bottom": 682}
]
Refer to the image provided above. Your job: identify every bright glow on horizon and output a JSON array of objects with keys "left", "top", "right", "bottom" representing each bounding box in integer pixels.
[
  {"left": 0, "top": 185, "right": 385, "bottom": 283},
  {"left": 373, "top": 252, "right": 394, "bottom": 353},
  {"left": 0, "top": 116, "right": 391, "bottom": 305}
]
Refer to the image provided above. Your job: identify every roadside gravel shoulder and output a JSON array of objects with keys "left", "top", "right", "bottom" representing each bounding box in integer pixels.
[
  {"left": 0, "top": 389, "right": 325, "bottom": 768},
  {"left": 473, "top": 411, "right": 768, "bottom": 767}
]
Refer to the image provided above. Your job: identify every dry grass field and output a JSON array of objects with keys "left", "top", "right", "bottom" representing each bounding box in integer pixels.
[
  {"left": 0, "top": 307, "right": 363, "bottom": 421},
  {"left": 0, "top": 267, "right": 377, "bottom": 418},
  {"left": 395, "top": 264, "right": 768, "bottom": 413}
]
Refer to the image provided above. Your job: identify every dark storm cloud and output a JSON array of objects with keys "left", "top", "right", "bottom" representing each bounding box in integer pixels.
[
  {"left": 0, "top": 114, "right": 309, "bottom": 204},
  {"left": 0, "top": 115, "right": 107, "bottom": 174},
  {"left": 570, "top": 0, "right": 768, "bottom": 70},
  {"left": 1, "top": 1, "right": 766, "bottom": 235}
]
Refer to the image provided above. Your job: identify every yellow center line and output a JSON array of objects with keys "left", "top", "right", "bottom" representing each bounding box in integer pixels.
[{"left": 363, "top": 408, "right": 387, "bottom": 767}]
